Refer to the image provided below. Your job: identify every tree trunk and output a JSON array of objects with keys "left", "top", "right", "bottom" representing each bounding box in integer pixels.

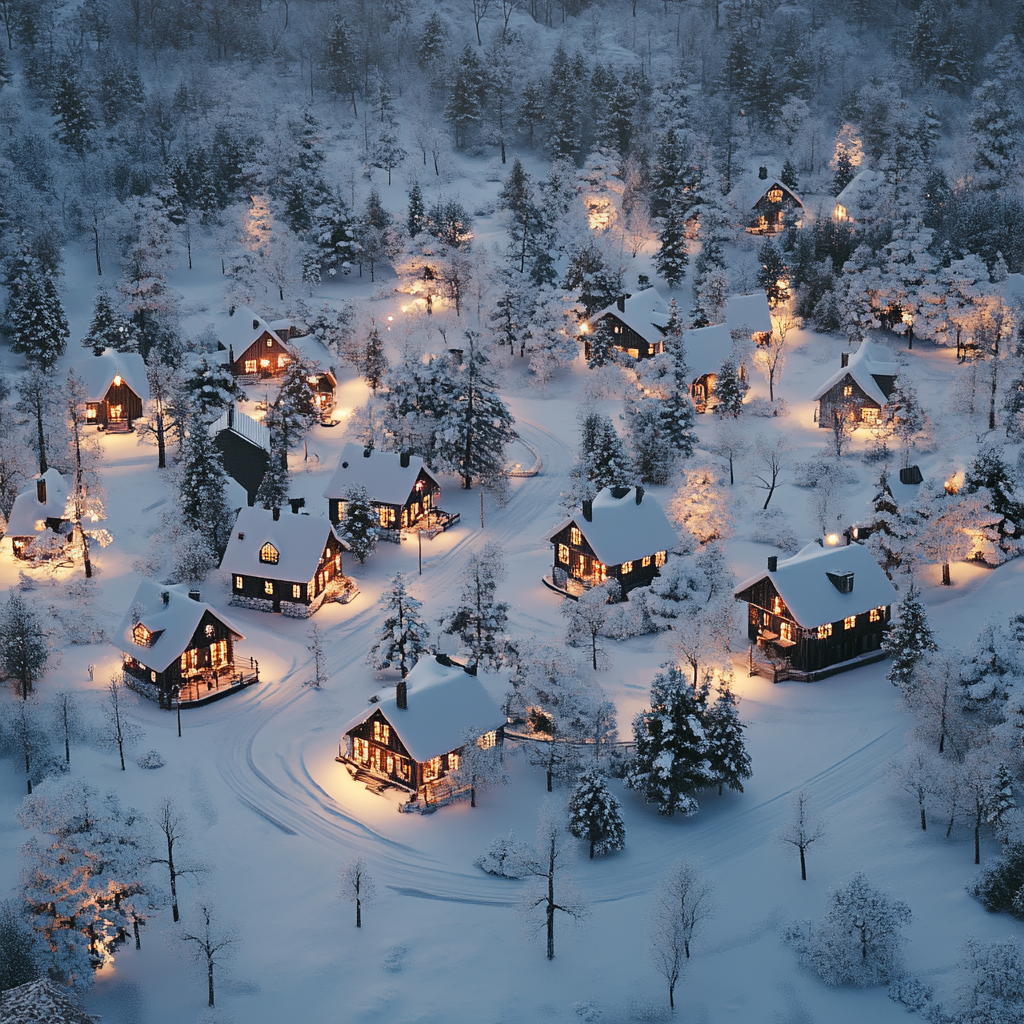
[
  {"left": 669, "top": 979, "right": 675, "bottom": 1009},
  {"left": 941, "top": 561, "right": 951, "bottom": 586},
  {"left": 589, "top": 840, "right": 594, "bottom": 859},
  {"left": 546, "top": 768, "right": 552, "bottom": 792},
  {"left": 133, "top": 915, "right": 141, "bottom": 949},
  {"left": 207, "top": 961, "right": 215, "bottom": 1007},
  {"left": 35, "top": 401, "right": 48, "bottom": 474},
  {"left": 93, "top": 219, "right": 102, "bottom": 276},
  {"left": 920, "top": 804, "right": 926, "bottom": 831},
  {"left": 591, "top": 631, "right": 598, "bottom": 671},
  {"left": 25, "top": 752, "right": 31, "bottom": 794},
  {"left": 799, "top": 845, "right": 806, "bottom": 881},
  {"left": 546, "top": 839, "right": 556, "bottom": 960},
  {"left": 356, "top": 896, "right": 361, "bottom": 927},
  {"left": 975, "top": 806, "right": 982, "bottom": 865},
  {"left": 156, "top": 412, "right": 166, "bottom": 469}
]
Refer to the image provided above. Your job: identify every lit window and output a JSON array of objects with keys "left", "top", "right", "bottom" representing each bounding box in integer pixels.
[
  {"left": 763, "top": 612, "right": 771, "bottom": 627},
  {"left": 817, "top": 623, "right": 833, "bottom": 639},
  {"left": 595, "top": 563, "right": 607, "bottom": 581},
  {"left": 767, "top": 188, "right": 783, "bottom": 203},
  {"left": 86, "top": 406, "right": 97, "bottom": 420},
  {"left": 205, "top": 624, "right": 215, "bottom": 638},
  {"left": 772, "top": 596, "right": 783, "bottom": 614},
  {"left": 354, "top": 738, "right": 369, "bottom": 762},
  {"left": 244, "top": 360, "right": 257, "bottom": 373},
  {"left": 266, "top": 339, "right": 273, "bottom": 347},
  {"left": 570, "top": 527, "right": 582, "bottom": 546},
  {"left": 870, "top": 607, "right": 882, "bottom": 623},
  {"left": 259, "top": 543, "right": 279, "bottom": 564},
  {"left": 844, "top": 616, "right": 857, "bottom": 630},
  {"left": 425, "top": 756, "right": 443, "bottom": 782},
  {"left": 843, "top": 385, "right": 853, "bottom": 397},
  {"left": 277, "top": 355, "right": 289, "bottom": 368},
  {"left": 234, "top": 576, "right": 243, "bottom": 590},
  {"left": 150, "top": 671, "right": 157, "bottom": 682},
  {"left": 133, "top": 623, "right": 152, "bottom": 647},
  {"left": 621, "top": 561, "right": 633, "bottom": 574},
  {"left": 477, "top": 731, "right": 498, "bottom": 749},
  {"left": 292, "top": 584, "right": 301, "bottom": 599},
  {"left": 374, "top": 721, "right": 390, "bottom": 744},
  {"left": 642, "top": 556, "right": 652, "bottom": 567},
  {"left": 447, "top": 751, "right": 460, "bottom": 772},
  {"left": 780, "top": 621, "right": 793, "bottom": 642},
  {"left": 862, "top": 408, "right": 879, "bottom": 423},
  {"left": 264, "top": 580, "right": 273, "bottom": 595},
  {"left": 558, "top": 543, "right": 569, "bottom": 564},
  {"left": 378, "top": 507, "right": 395, "bottom": 527},
  {"left": 655, "top": 551, "right": 667, "bottom": 567},
  {"left": 260, "top": 358, "right": 270, "bottom": 368}
]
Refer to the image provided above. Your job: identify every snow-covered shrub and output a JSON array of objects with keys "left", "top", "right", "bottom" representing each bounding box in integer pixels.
[
  {"left": 381, "top": 945, "right": 407, "bottom": 973},
  {"left": 745, "top": 396, "right": 789, "bottom": 418},
  {"left": 572, "top": 1000, "right": 602, "bottom": 1022},
  {"left": 888, "top": 972, "right": 933, "bottom": 1012},
  {"left": 475, "top": 831, "right": 536, "bottom": 879},
  {"left": 943, "top": 936, "right": 1024, "bottom": 1024},
  {"left": 749, "top": 508, "right": 799, "bottom": 551},
  {"left": 136, "top": 750, "right": 165, "bottom": 770},
  {"left": 122, "top": 675, "right": 161, "bottom": 704},
  {"left": 131, "top": 552, "right": 162, "bottom": 578},
  {"left": 967, "top": 840, "right": 1024, "bottom": 918},
  {"left": 229, "top": 596, "right": 274, "bottom": 613},
  {"left": 601, "top": 588, "right": 657, "bottom": 639}
]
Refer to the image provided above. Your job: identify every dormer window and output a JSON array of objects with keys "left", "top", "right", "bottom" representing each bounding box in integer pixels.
[
  {"left": 259, "top": 543, "right": 279, "bottom": 564},
  {"left": 133, "top": 622, "right": 152, "bottom": 647}
]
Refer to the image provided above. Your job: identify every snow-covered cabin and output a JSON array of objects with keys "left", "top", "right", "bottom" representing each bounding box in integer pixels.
[
  {"left": 734, "top": 542, "right": 897, "bottom": 679},
  {"left": 324, "top": 443, "right": 442, "bottom": 533},
  {"left": 0, "top": 978, "right": 97, "bottom": 1024},
  {"left": 832, "top": 168, "right": 884, "bottom": 225},
  {"left": 723, "top": 292, "right": 773, "bottom": 343},
  {"left": 548, "top": 486, "right": 677, "bottom": 597},
  {"left": 114, "top": 580, "right": 246, "bottom": 707},
  {"left": 731, "top": 168, "right": 803, "bottom": 234},
  {"left": 221, "top": 505, "right": 348, "bottom": 614},
  {"left": 6, "top": 469, "right": 71, "bottom": 560},
  {"left": 340, "top": 655, "right": 506, "bottom": 797},
  {"left": 813, "top": 339, "right": 898, "bottom": 429},
  {"left": 223, "top": 307, "right": 293, "bottom": 378},
  {"left": 209, "top": 407, "right": 270, "bottom": 506},
  {"left": 286, "top": 333, "right": 338, "bottom": 414},
  {"left": 73, "top": 350, "right": 149, "bottom": 431},
  {"left": 587, "top": 288, "right": 671, "bottom": 360},
  {"left": 682, "top": 323, "right": 733, "bottom": 412}
]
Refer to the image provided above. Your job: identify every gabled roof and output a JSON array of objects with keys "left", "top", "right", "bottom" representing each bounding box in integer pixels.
[
  {"left": 723, "top": 292, "right": 773, "bottom": 335},
  {"left": 6, "top": 469, "right": 71, "bottom": 536},
  {"left": 812, "top": 339, "right": 898, "bottom": 406},
  {"left": 0, "top": 978, "right": 96, "bottom": 1024},
  {"left": 549, "top": 487, "right": 678, "bottom": 568},
  {"left": 209, "top": 408, "right": 271, "bottom": 452},
  {"left": 221, "top": 506, "right": 347, "bottom": 581},
  {"left": 834, "top": 168, "right": 884, "bottom": 221},
  {"left": 342, "top": 657, "right": 507, "bottom": 762},
  {"left": 590, "top": 288, "right": 671, "bottom": 346},
  {"left": 682, "top": 323, "right": 733, "bottom": 378},
  {"left": 220, "top": 306, "right": 286, "bottom": 354},
  {"left": 112, "top": 580, "right": 245, "bottom": 672},
  {"left": 731, "top": 173, "right": 803, "bottom": 213},
  {"left": 323, "top": 443, "right": 437, "bottom": 506},
  {"left": 285, "top": 333, "right": 336, "bottom": 377},
  {"left": 735, "top": 542, "right": 897, "bottom": 628},
  {"left": 71, "top": 350, "right": 150, "bottom": 402}
]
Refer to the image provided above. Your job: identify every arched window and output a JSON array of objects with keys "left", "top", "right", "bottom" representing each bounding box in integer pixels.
[{"left": 259, "top": 543, "right": 279, "bottom": 564}]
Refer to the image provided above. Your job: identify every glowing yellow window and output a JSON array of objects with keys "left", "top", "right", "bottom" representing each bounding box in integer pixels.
[
  {"left": 477, "top": 731, "right": 497, "bottom": 749},
  {"left": 817, "top": 623, "right": 833, "bottom": 639},
  {"left": 621, "top": 561, "right": 633, "bottom": 574},
  {"left": 870, "top": 607, "right": 882, "bottom": 623},
  {"left": 558, "top": 543, "right": 569, "bottom": 563},
  {"left": 260, "top": 358, "right": 270, "bottom": 368},
  {"left": 292, "top": 584, "right": 301, "bottom": 599},
  {"left": 570, "top": 527, "right": 582, "bottom": 546},
  {"left": 266, "top": 339, "right": 273, "bottom": 347},
  {"left": 244, "top": 360, "right": 257, "bottom": 373},
  {"left": 264, "top": 580, "right": 273, "bottom": 595},
  {"left": 772, "top": 596, "right": 783, "bottom": 614},
  {"left": 780, "top": 621, "right": 793, "bottom": 642},
  {"left": 234, "top": 576, "right": 243, "bottom": 590},
  {"left": 447, "top": 751, "right": 460, "bottom": 771},
  {"left": 277, "top": 355, "right": 289, "bottom": 368},
  {"left": 843, "top": 385, "right": 853, "bottom": 397},
  {"left": 642, "top": 556, "right": 652, "bottom": 567},
  {"left": 354, "top": 738, "right": 369, "bottom": 762},
  {"left": 373, "top": 721, "right": 390, "bottom": 744},
  {"left": 844, "top": 616, "right": 857, "bottom": 630},
  {"left": 132, "top": 623, "right": 152, "bottom": 646},
  {"left": 595, "top": 563, "right": 607, "bottom": 581},
  {"left": 259, "top": 543, "right": 279, "bottom": 564},
  {"left": 655, "top": 551, "right": 667, "bottom": 567},
  {"left": 424, "top": 756, "right": 442, "bottom": 782},
  {"left": 205, "top": 624, "right": 215, "bottom": 638},
  {"left": 862, "top": 407, "right": 879, "bottom": 423},
  {"left": 767, "top": 187, "right": 784, "bottom": 202},
  {"left": 378, "top": 507, "right": 395, "bottom": 527}
]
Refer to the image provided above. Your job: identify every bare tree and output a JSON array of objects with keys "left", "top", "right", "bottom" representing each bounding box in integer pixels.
[
  {"left": 100, "top": 673, "right": 142, "bottom": 771},
  {"left": 451, "top": 725, "right": 508, "bottom": 807},
  {"left": 827, "top": 403, "right": 857, "bottom": 461},
  {"left": 50, "top": 689, "right": 85, "bottom": 764},
  {"left": 305, "top": 623, "right": 327, "bottom": 689},
  {"left": 891, "top": 742, "right": 939, "bottom": 832},
  {"left": 469, "top": 0, "right": 492, "bottom": 44},
  {"left": 776, "top": 789, "right": 828, "bottom": 881},
  {"left": 1, "top": 699, "right": 49, "bottom": 794},
  {"left": 753, "top": 328, "right": 790, "bottom": 403},
  {"left": 752, "top": 430, "right": 791, "bottom": 510},
  {"left": 338, "top": 858, "right": 376, "bottom": 928},
  {"left": 706, "top": 418, "right": 748, "bottom": 486},
  {"left": 562, "top": 580, "right": 619, "bottom": 670},
  {"left": 152, "top": 797, "right": 203, "bottom": 923},
  {"left": 178, "top": 903, "right": 237, "bottom": 1008}
]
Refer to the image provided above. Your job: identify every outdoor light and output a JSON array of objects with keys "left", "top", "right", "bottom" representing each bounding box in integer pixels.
[
  {"left": 113, "top": 375, "right": 122, "bottom": 386},
  {"left": 826, "top": 533, "right": 840, "bottom": 546}
]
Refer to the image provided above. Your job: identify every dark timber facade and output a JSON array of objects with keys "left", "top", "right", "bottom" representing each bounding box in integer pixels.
[
  {"left": 230, "top": 531, "right": 345, "bottom": 612},
  {"left": 550, "top": 520, "right": 667, "bottom": 596},
  {"left": 86, "top": 378, "right": 144, "bottom": 429}
]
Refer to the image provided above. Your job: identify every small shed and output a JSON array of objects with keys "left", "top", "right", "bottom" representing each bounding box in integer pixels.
[
  {"left": 114, "top": 580, "right": 245, "bottom": 706},
  {"left": 548, "top": 486, "right": 676, "bottom": 597},
  {"left": 221, "top": 505, "right": 348, "bottom": 614},
  {"left": 324, "top": 443, "right": 442, "bottom": 533},
  {"left": 6, "top": 469, "right": 71, "bottom": 560},
  {"left": 734, "top": 542, "right": 897, "bottom": 679},
  {"left": 209, "top": 407, "right": 271, "bottom": 505},
  {"left": 340, "top": 656, "right": 506, "bottom": 797},
  {"left": 73, "top": 350, "right": 149, "bottom": 430},
  {"left": 813, "top": 339, "right": 898, "bottom": 428},
  {"left": 587, "top": 288, "right": 671, "bottom": 360},
  {"left": 832, "top": 168, "right": 885, "bottom": 225},
  {"left": 723, "top": 292, "right": 774, "bottom": 343},
  {"left": 223, "top": 306, "right": 293, "bottom": 378}
]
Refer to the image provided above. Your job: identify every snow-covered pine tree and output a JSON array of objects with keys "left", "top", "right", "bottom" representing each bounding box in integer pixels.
[
  {"left": 713, "top": 358, "right": 748, "bottom": 417},
  {"left": 255, "top": 432, "right": 290, "bottom": 512},
  {"left": 11, "top": 272, "right": 69, "bottom": 371},
  {"left": 339, "top": 485, "right": 379, "bottom": 563},
  {"left": 756, "top": 239, "right": 789, "bottom": 308},
  {"left": 176, "top": 417, "right": 232, "bottom": 554},
  {"left": 82, "top": 289, "right": 135, "bottom": 355},
  {"left": 562, "top": 580, "right": 619, "bottom": 671},
  {"left": 984, "top": 762, "right": 1016, "bottom": 838},
  {"left": 443, "top": 542, "right": 510, "bottom": 671},
  {"left": 363, "top": 324, "right": 388, "bottom": 392},
  {"left": 177, "top": 358, "right": 242, "bottom": 425},
  {"left": 590, "top": 416, "right": 632, "bottom": 491},
  {"left": 863, "top": 469, "right": 911, "bottom": 579},
  {"left": 586, "top": 319, "right": 616, "bottom": 369},
  {"left": 882, "top": 578, "right": 937, "bottom": 690},
  {"left": 624, "top": 664, "right": 712, "bottom": 817},
  {"left": 368, "top": 573, "right": 431, "bottom": 678},
  {"left": 626, "top": 396, "right": 674, "bottom": 485},
  {"left": 890, "top": 374, "right": 926, "bottom": 469},
  {"left": 704, "top": 682, "right": 752, "bottom": 795},
  {"left": 312, "top": 190, "right": 360, "bottom": 277},
  {"left": 659, "top": 360, "right": 697, "bottom": 463},
  {"left": 0, "top": 591, "right": 50, "bottom": 700},
  {"left": 567, "top": 768, "right": 626, "bottom": 858},
  {"left": 655, "top": 203, "right": 689, "bottom": 287},
  {"left": 51, "top": 59, "right": 95, "bottom": 156}
]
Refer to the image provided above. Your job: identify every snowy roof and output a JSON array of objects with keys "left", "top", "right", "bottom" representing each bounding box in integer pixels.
[
  {"left": 735, "top": 542, "right": 897, "bottom": 628},
  {"left": 724, "top": 293, "right": 773, "bottom": 335},
  {"left": 549, "top": 487, "right": 678, "bottom": 567},
  {"left": 323, "top": 443, "right": 437, "bottom": 506},
  {"left": 834, "top": 168, "right": 884, "bottom": 221},
  {"left": 342, "top": 657, "right": 507, "bottom": 762},
  {"left": 0, "top": 978, "right": 96, "bottom": 1024},
  {"left": 590, "top": 288, "right": 671, "bottom": 346},
  {"left": 209, "top": 408, "right": 271, "bottom": 453},
  {"left": 219, "top": 306, "right": 285, "bottom": 353},
  {"left": 6, "top": 469, "right": 70, "bottom": 537},
  {"left": 221, "top": 506, "right": 345, "bottom": 581},
  {"left": 811, "top": 339, "right": 898, "bottom": 406},
  {"left": 112, "top": 580, "right": 245, "bottom": 672},
  {"left": 730, "top": 173, "right": 803, "bottom": 212},
  {"left": 996, "top": 273, "right": 1024, "bottom": 307},
  {"left": 285, "top": 333, "right": 336, "bottom": 376},
  {"left": 71, "top": 350, "right": 150, "bottom": 402},
  {"left": 682, "top": 323, "right": 733, "bottom": 378}
]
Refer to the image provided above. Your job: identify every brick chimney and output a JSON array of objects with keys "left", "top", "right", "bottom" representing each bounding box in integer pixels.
[
  {"left": 400, "top": 451, "right": 410, "bottom": 468},
  {"left": 635, "top": 486, "right": 644, "bottom": 505},
  {"left": 36, "top": 477, "right": 46, "bottom": 505},
  {"left": 272, "top": 507, "right": 280, "bottom": 521},
  {"left": 396, "top": 680, "right": 408, "bottom": 710},
  {"left": 841, "top": 352, "right": 849, "bottom": 368},
  {"left": 582, "top": 499, "right": 593, "bottom": 522},
  {"left": 767, "top": 555, "right": 777, "bottom": 572}
]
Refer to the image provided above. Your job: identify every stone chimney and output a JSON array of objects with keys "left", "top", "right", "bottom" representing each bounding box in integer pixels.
[
  {"left": 363, "top": 447, "right": 372, "bottom": 458},
  {"left": 635, "top": 486, "right": 644, "bottom": 505},
  {"left": 36, "top": 477, "right": 46, "bottom": 505},
  {"left": 272, "top": 507, "right": 280, "bottom": 521},
  {"left": 188, "top": 590, "right": 201, "bottom": 602},
  {"left": 841, "top": 352, "right": 849, "bottom": 368},
  {"left": 767, "top": 555, "right": 777, "bottom": 572},
  {"left": 758, "top": 166, "right": 768, "bottom": 179},
  {"left": 161, "top": 590, "right": 170, "bottom": 605},
  {"left": 616, "top": 295, "right": 626, "bottom": 312},
  {"left": 396, "top": 680, "right": 408, "bottom": 710},
  {"left": 400, "top": 451, "right": 410, "bottom": 468},
  {"left": 582, "top": 499, "right": 593, "bottom": 522}
]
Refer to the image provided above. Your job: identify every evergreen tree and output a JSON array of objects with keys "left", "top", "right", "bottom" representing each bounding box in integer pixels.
[
  {"left": 964, "top": 445, "right": 1024, "bottom": 548},
  {"left": 970, "top": 38, "right": 1023, "bottom": 190},
  {"left": 11, "top": 273, "right": 69, "bottom": 370},
  {"left": 83, "top": 289, "right": 135, "bottom": 355},
  {"left": 756, "top": 239, "right": 789, "bottom": 308},
  {"left": 311, "top": 190, "right": 360, "bottom": 277},
  {"left": 178, "top": 358, "right": 242, "bottom": 425},
  {"left": 704, "top": 684, "right": 752, "bottom": 795},
  {"left": 368, "top": 573, "right": 432, "bottom": 678},
  {"left": 272, "top": 361, "right": 319, "bottom": 451},
  {"left": 655, "top": 204, "right": 689, "bottom": 287},
  {"left": 567, "top": 768, "right": 626, "bottom": 859},
  {"left": 0, "top": 591, "right": 50, "bottom": 700},
  {"left": 517, "top": 82, "right": 546, "bottom": 150},
  {"left": 624, "top": 664, "right": 713, "bottom": 817},
  {"left": 51, "top": 60, "right": 95, "bottom": 156},
  {"left": 713, "top": 359, "right": 748, "bottom": 417},
  {"left": 546, "top": 44, "right": 584, "bottom": 162},
  {"left": 651, "top": 128, "right": 688, "bottom": 219},
  {"left": 1005, "top": 364, "right": 1024, "bottom": 442},
  {"left": 340, "top": 484, "right": 380, "bottom": 562},
  {"left": 780, "top": 158, "right": 800, "bottom": 191},
  {"left": 660, "top": 326, "right": 696, "bottom": 460},
  {"left": 363, "top": 325, "right": 388, "bottom": 392},
  {"left": 254, "top": 432, "right": 290, "bottom": 511},
  {"left": 563, "top": 241, "right": 621, "bottom": 318},
  {"left": 445, "top": 45, "right": 487, "bottom": 149},
  {"left": 882, "top": 578, "right": 937, "bottom": 690},
  {"left": 831, "top": 146, "right": 856, "bottom": 196},
  {"left": 627, "top": 397, "right": 674, "bottom": 486},
  {"left": 320, "top": 18, "right": 359, "bottom": 114},
  {"left": 443, "top": 541, "right": 510, "bottom": 671},
  {"left": 590, "top": 416, "right": 632, "bottom": 491},
  {"left": 0, "top": 900, "right": 39, "bottom": 992},
  {"left": 177, "top": 418, "right": 232, "bottom": 554},
  {"left": 587, "top": 319, "right": 615, "bottom": 369},
  {"left": 407, "top": 182, "right": 426, "bottom": 238}
]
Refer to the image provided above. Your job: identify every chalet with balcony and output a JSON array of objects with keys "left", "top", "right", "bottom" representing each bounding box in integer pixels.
[
  {"left": 339, "top": 655, "right": 506, "bottom": 802},
  {"left": 732, "top": 168, "right": 803, "bottom": 234},
  {"left": 324, "top": 443, "right": 447, "bottom": 538},
  {"left": 813, "top": 340, "right": 898, "bottom": 429},
  {"left": 114, "top": 580, "right": 246, "bottom": 707},
  {"left": 6, "top": 470, "right": 71, "bottom": 560},
  {"left": 74, "top": 351, "right": 149, "bottom": 431},
  {"left": 547, "top": 486, "right": 677, "bottom": 598},
  {"left": 221, "top": 505, "right": 349, "bottom": 614},
  {"left": 734, "top": 541, "right": 897, "bottom": 680},
  {"left": 223, "top": 307, "right": 293, "bottom": 379},
  {"left": 210, "top": 407, "right": 270, "bottom": 506},
  {"left": 586, "top": 288, "right": 671, "bottom": 360}
]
